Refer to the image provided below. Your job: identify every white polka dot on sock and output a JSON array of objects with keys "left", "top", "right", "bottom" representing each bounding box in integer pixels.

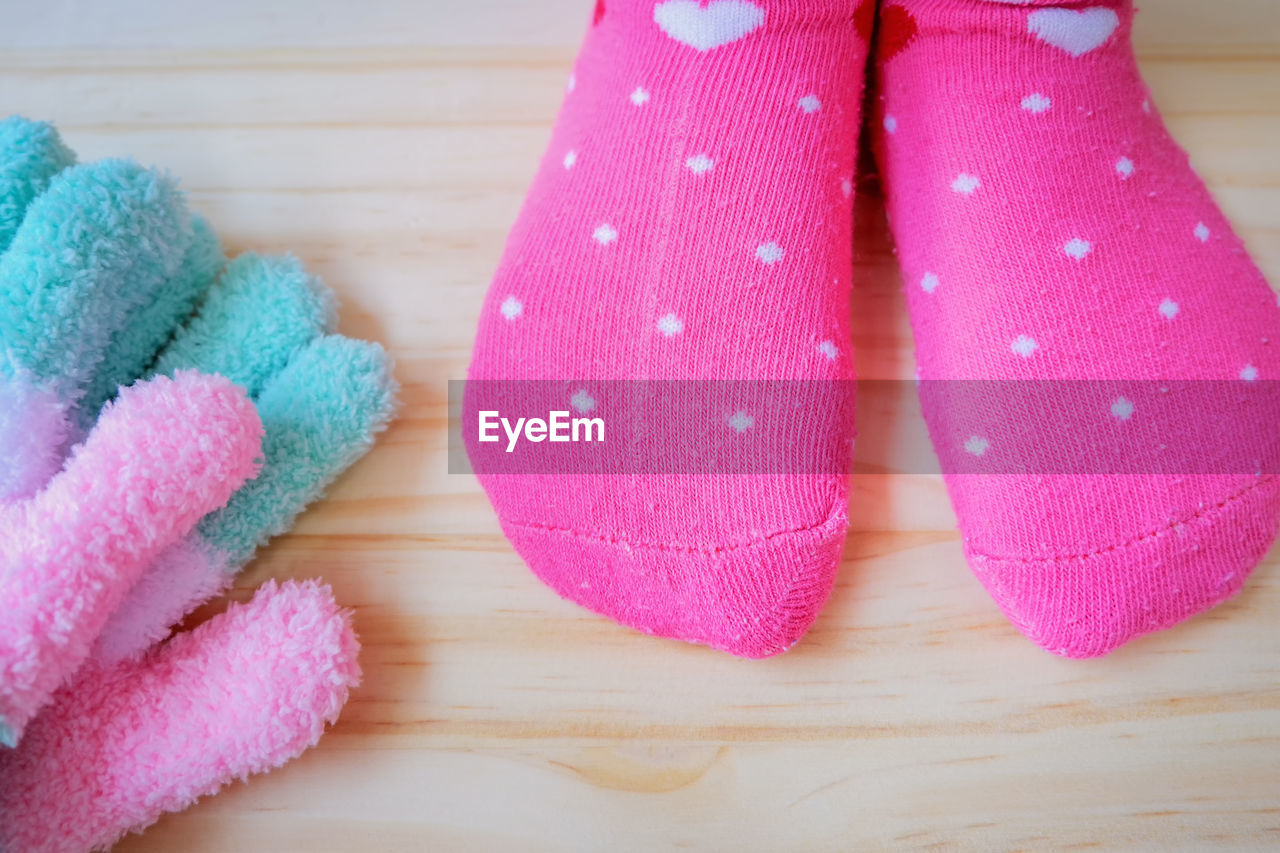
[
  {"left": 1111, "top": 396, "right": 1135, "bottom": 420},
  {"left": 563, "top": 150, "right": 577, "bottom": 169},
  {"left": 1011, "top": 335, "right": 1039, "bottom": 358},
  {"left": 1021, "top": 93, "right": 1052, "bottom": 113},
  {"left": 630, "top": 87, "right": 650, "bottom": 106},
  {"left": 1194, "top": 222, "right": 1211, "bottom": 242},
  {"left": 756, "top": 242, "right": 784, "bottom": 264},
  {"left": 841, "top": 178, "right": 853, "bottom": 198},
  {"left": 500, "top": 295, "right": 523, "bottom": 320},
  {"left": 921, "top": 272, "right": 940, "bottom": 294},
  {"left": 593, "top": 223, "right": 618, "bottom": 245},
  {"left": 567, "top": 73, "right": 576, "bottom": 93},
  {"left": 884, "top": 115, "right": 898, "bottom": 134},
  {"left": 685, "top": 154, "right": 714, "bottom": 174},
  {"left": 1241, "top": 364, "right": 1259, "bottom": 381},
  {"left": 570, "top": 389, "right": 596, "bottom": 413},
  {"left": 728, "top": 411, "right": 755, "bottom": 433},
  {"left": 964, "top": 436, "right": 990, "bottom": 456},
  {"left": 1116, "top": 156, "right": 1135, "bottom": 179},
  {"left": 1159, "top": 298, "right": 1179, "bottom": 319},
  {"left": 798, "top": 94, "right": 821, "bottom": 113},
  {"left": 818, "top": 340, "right": 839, "bottom": 360},
  {"left": 951, "top": 173, "right": 981, "bottom": 195},
  {"left": 656, "top": 313, "right": 684, "bottom": 337},
  {"left": 1142, "top": 97, "right": 1151, "bottom": 114},
  {"left": 1064, "top": 238, "right": 1092, "bottom": 260}
]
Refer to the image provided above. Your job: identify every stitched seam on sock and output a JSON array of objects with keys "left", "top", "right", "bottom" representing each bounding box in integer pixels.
[
  {"left": 505, "top": 502, "right": 848, "bottom": 557},
  {"left": 969, "top": 475, "right": 1277, "bottom": 565},
  {"left": 746, "top": 506, "right": 848, "bottom": 644}
]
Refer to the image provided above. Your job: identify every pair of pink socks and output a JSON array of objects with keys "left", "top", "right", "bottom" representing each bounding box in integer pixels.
[{"left": 467, "top": 0, "right": 1279, "bottom": 658}]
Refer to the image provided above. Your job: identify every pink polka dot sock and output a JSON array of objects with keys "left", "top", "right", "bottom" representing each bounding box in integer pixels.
[
  {"left": 467, "top": 0, "right": 871, "bottom": 657},
  {"left": 873, "top": 0, "right": 1280, "bottom": 656}
]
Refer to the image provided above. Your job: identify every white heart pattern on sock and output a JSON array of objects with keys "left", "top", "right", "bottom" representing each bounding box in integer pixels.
[
  {"left": 653, "top": 0, "right": 765, "bottom": 52},
  {"left": 1027, "top": 7, "right": 1119, "bottom": 57}
]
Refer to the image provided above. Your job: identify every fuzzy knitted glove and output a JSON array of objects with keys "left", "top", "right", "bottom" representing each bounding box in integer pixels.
[{"left": 0, "top": 116, "right": 397, "bottom": 852}]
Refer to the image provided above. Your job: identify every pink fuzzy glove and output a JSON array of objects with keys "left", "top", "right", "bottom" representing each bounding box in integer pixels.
[{"left": 0, "top": 377, "right": 361, "bottom": 852}]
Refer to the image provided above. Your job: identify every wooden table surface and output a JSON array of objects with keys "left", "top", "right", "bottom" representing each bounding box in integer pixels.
[{"left": 4, "top": 1, "right": 1278, "bottom": 849}]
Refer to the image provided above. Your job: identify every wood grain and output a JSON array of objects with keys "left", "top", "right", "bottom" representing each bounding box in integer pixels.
[{"left": 2, "top": 1, "right": 1277, "bottom": 849}]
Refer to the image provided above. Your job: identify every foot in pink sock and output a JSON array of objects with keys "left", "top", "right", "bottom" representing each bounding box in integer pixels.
[
  {"left": 873, "top": 0, "right": 1280, "bottom": 656},
  {"left": 466, "top": 0, "right": 870, "bottom": 657}
]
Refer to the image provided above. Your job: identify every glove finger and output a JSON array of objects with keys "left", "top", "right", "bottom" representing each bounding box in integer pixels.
[
  {"left": 198, "top": 334, "right": 398, "bottom": 566},
  {"left": 0, "top": 579, "right": 360, "bottom": 853},
  {"left": 0, "top": 116, "right": 76, "bottom": 253},
  {"left": 0, "top": 133, "right": 97, "bottom": 497},
  {"left": 91, "top": 336, "right": 396, "bottom": 665},
  {"left": 0, "top": 159, "right": 192, "bottom": 402},
  {"left": 0, "top": 126, "right": 82, "bottom": 497},
  {"left": 0, "top": 373, "right": 261, "bottom": 747},
  {"left": 152, "top": 252, "right": 336, "bottom": 399},
  {"left": 80, "top": 214, "right": 226, "bottom": 422}
]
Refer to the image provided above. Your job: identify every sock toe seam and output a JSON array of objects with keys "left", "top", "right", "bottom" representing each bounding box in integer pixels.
[
  {"left": 967, "top": 475, "right": 1277, "bottom": 565},
  {"left": 503, "top": 503, "right": 848, "bottom": 557}
]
